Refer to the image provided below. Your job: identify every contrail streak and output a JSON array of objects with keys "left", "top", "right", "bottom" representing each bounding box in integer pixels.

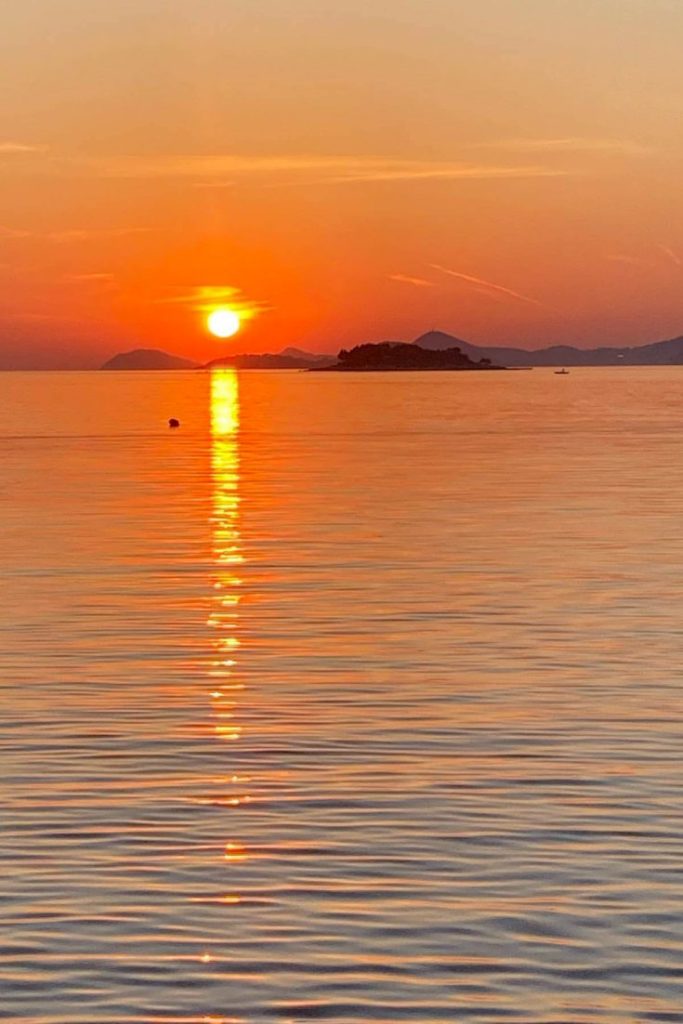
[{"left": 430, "top": 264, "right": 546, "bottom": 308}]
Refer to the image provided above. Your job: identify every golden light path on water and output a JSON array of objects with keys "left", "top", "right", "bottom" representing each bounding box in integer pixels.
[{"left": 208, "top": 369, "right": 251, "bottom": 904}]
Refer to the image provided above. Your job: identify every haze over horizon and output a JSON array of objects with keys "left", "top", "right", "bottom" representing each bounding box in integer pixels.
[{"left": 3, "top": 1, "right": 683, "bottom": 368}]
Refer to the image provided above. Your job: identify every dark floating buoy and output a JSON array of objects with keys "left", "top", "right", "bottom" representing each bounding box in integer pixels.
[{"left": 169, "top": 418, "right": 180, "bottom": 429}]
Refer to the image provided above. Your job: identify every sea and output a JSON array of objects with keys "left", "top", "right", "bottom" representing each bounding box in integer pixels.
[{"left": 2, "top": 367, "right": 683, "bottom": 1024}]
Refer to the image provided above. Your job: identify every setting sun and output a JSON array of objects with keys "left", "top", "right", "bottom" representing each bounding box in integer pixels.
[{"left": 207, "top": 309, "right": 241, "bottom": 339}]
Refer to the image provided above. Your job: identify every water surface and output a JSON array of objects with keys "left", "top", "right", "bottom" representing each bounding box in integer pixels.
[{"left": 2, "top": 367, "right": 683, "bottom": 1023}]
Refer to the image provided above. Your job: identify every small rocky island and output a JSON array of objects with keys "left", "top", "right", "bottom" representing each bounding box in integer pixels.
[{"left": 316, "top": 341, "right": 501, "bottom": 372}]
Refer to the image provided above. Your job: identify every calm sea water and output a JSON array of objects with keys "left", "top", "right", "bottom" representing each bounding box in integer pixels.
[{"left": 2, "top": 367, "right": 683, "bottom": 1024}]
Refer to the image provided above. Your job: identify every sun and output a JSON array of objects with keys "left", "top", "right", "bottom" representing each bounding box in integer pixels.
[{"left": 207, "top": 308, "right": 241, "bottom": 339}]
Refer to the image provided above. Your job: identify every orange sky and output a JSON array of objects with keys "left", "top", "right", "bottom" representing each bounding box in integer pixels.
[{"left": 2, "top": 0, "right": 683, "bottom": 367}]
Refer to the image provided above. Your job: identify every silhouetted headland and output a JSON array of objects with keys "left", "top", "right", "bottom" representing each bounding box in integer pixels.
[
  {"left": 315, "top": 342, "right": 502, "bottom": 372},
  {"left": 100, "top": 349, "right": 198, "bottom": 370}
]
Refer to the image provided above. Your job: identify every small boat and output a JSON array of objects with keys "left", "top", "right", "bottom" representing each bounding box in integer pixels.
[{"left": 554, "top": 368, "right": 569, "bottom": 375}]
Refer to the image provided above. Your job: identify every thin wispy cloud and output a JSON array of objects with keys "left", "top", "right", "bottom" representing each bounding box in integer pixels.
[
  {"left": 388, "top": 274, "right": 435, "bottom": 288},
  {"left": 325, "top": 165, "right": 567, "bottom": 185},
  {"left": 84, "top": 153, "right": 569, "bottom": 186},
  {"left": 1, "top": 148, "right": 574, "bottom": 187},
  {"left": 658, "top": 244, "right": 681, "bottom": 267},
  {"left": 0, "top": 225, "right": 150, "bottom": 242},
  {"left": 67, "top": 272, "right": 115, "bottom": 281},
  {"left": 0, "top": 311, "right": 77, "bottom": 322},
  {"left": 607, "top": 254, "right": 654, "bottom": 268},
  {"left": 49, "top": 227, "right": 150, "bottom": 242},
  {"left": 606, "top": 244, "right": 683, "bottom": 276},
  {"left": 192, "top": 180, "right": 237, "bottom": 190},
  {"left": 159, "top": 284, "right": 270, "bottom": 322},
  {"left": 0, "top": 142, "right": 47, "bottom": 155},
  {"left": 431, "top": 264, "right": 547, "bottom": 308},
  {"left": 474, "top": 138, "right": 652, "bottom": 157},
  {"left": 65, "top": 272, "right": 116, "bottom": 286},
  {"left": 0, "top": 225, "right": 33, "bottom": 239},
  {"left": 608, "top": 245, "right": 683, "bottom": 272}
]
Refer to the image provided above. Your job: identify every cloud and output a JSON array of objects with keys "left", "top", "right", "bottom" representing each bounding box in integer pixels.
[
  {"left": 0, "top": 224, "right": 33, "bottom": 237},
  {"left": 431, "top": 264, "right": 547, "bottom": 308},
  {"left": 159, "top": 284, "right": 269, "bottom": 322},
  {"left": 0, "top": 225, "right": 150, "bottom": 242},
  {"left": 324, "top": 165, "right": 567, "bottom": 185},
  {"left": 0, "top": 142, "right": 47, "bottom": 155},
  {"left": 48, "top": 227, "right": 150, "bottom": 242},
  {"left": 1, "top": 147, "right": 574, "bottom": 187},
  {"left": 84, "top": 153, "right": 569, "bottom": 185},
  {"left": 192, "top": 180, "right": 237, "bottom": 190},
  {"left": 608, "top": 246, "right": 683, "bottom": 272},
  {"left": 67, "top": 272, "right": 114, "bottom": 280},
  {"left": 658, "top": 244, "right": 682, "bottom": 267},
  {"left": 607, "top": 254, "right": 654, "bottom": 268},
  {"left": 388, "top": 274, "right": 435, "bottom": 288},
  {"left": 1, "top": 311, "right": 77, "bottom": 322},
  {"left": 65, "top": 272, "right": 116, "bottom": 286},
  {"left": 474, "top": 138, "right": 652, "bottom": 157}
]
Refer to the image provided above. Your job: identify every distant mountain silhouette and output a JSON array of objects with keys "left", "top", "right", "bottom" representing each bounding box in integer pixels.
[
  {"left": 101, "top": 349, "right": 197, "bottom": 370},
  {"left": 101, "top": 347, "right": 333, "bottom": 371},
  {"left": 415, "top": 330, "right": 683, "bottom": 366},
  {"left": 100, "top": 331, "right": 683, "bottom": 373},
  {"left": 414, "top": 331, "right": 473, "bottom": 351},
  {"left": 204, "top": 350, "right": 334, "bottom": 370},
  {"left": 318, "top": 341, "right": 499, "bottom": 372},
  {"left": 279, "top": 347, "right": 333, "bottom": 364}
]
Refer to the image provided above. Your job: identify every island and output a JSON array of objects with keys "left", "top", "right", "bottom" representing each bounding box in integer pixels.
[{"left": 314, "top": 341, "right": 501, "bottom": 372}]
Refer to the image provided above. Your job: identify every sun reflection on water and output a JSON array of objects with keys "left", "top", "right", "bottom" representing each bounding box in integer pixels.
[{"left": 208, "top": 369, "right": 251, "bottom": 878}]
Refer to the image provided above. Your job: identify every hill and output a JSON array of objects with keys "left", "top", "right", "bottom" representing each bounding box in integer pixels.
[
  {"left": 205, "top": 350, "right": 334, "bottom": 370},
  {"left": 280, "top": 347, "right": 333, "bottom": 364},
  {"left": 101, "top": 349, "right": 197, "bottom": 370},
  {"left": 101, "top": 347, "right": 333, "bottom": 371}
]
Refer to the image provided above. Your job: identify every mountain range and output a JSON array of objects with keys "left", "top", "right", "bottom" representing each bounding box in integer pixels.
[
  {"left": 414, "top": 331, "right": 683, "bottom": 366},
  {"left": 100, "top": 330, "right": 683, "bottom": 371}
]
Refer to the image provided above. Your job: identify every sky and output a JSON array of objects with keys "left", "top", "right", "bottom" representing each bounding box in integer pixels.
[{"left": 2, "top": 0, "right": 683, "bottom": 367}]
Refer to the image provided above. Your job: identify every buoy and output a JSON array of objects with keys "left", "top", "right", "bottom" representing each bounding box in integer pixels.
[{"left": 169, "top": 418, "right": 180, "bottom": 429}]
